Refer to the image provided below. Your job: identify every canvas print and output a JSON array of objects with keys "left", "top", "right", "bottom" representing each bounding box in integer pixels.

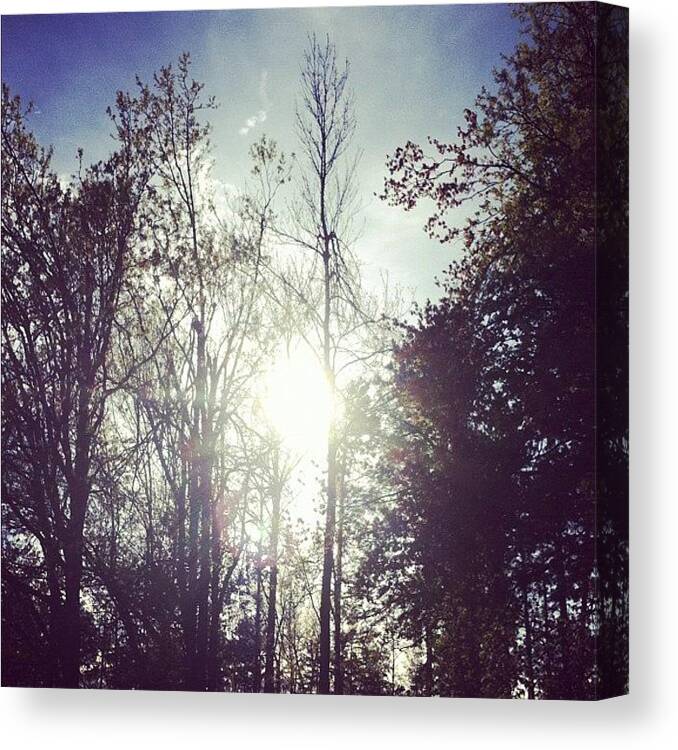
[{"left": 0, "top": 2, "right": 628, "bottom": 699}]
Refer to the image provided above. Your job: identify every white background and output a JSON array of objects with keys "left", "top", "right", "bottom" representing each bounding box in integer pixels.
[{"left": 0, "top": 0, "right": 676, "bottom": 747}]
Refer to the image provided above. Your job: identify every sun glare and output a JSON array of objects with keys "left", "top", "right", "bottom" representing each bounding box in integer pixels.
[{"left": 260, "top": 344, "right": 339, "bottom": 456}]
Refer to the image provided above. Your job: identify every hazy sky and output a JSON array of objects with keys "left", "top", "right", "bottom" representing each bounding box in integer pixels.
[{"left": 1, "top": 3, "right": 519, "bottom": 303}]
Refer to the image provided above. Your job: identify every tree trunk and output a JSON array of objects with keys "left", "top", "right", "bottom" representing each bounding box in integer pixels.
[
  {"left": 318, "top": 244, "right": 337, "bottom": 695},
  {"left": 185, "top": 317, "right": 209, "bottom": 691},
  {"left": 333, "top": 463, "right": 345, "bottom": 694},
  {"left": 61, "top": 534, "right": 83, "bottom": 688},
  {"left": 61, "top": 393, "right": 93, "bottom": 688},
  {"left": 62, "top": 486, "right": 87, "bottom": 688},
  {"left": 252, "top": 494, "right": 264, "bottom": 692},
  {"left": 264, "top": 475, "right": 282, "bottom": 693}
]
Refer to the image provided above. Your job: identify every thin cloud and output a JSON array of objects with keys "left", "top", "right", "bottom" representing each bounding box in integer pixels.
[
  {"left": 238, "top": 70, "right": 269, "bottom": 136},
  {"left": 238, "top": 109, "right": 267, "bottom": 136},
  {"left": 258, "top": 70, "right": 270, "bottom": 106}
]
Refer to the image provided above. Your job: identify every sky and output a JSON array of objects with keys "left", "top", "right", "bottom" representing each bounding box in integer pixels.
[{"left": 1, "top": 3, "right": 519, "bottom": 303}]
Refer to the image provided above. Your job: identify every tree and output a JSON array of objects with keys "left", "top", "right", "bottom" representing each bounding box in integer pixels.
[
  {"left": 285, "top": 34, "right": 359, "bottom": 694},
  {"left": 1, "top": 83, "right": 151, "bottom": 686},
  {"left": 82, "top": 58, "right": 289, "bottom": 691},
  {"left": 378, "top": 2, "right": 628, "bottom": 698}
]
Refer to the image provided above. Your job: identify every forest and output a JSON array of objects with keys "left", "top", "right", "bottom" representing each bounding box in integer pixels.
[{"left": 1, "top": 3, "right": 628, "bottom": 699}]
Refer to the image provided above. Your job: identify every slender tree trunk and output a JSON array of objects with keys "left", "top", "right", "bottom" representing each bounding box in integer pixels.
[
  {"left": 252, "top": 494, "right": 264, "bottom": 692},
  {"left": 184, "top": 314, "right": 214, "bottom": 691},
  {"left": 319, "top": 244, "right": 337, "bottom": 695},
  {"left": 333, "top": 463, "right": 345, "bottom": 694},
  {"left": 264, "top": 475, "right": 282, "bottom": 693},
  {"left": 296, "top": 37, "right": 355, "bottom": 695},
  {"left": 206, "top": 501, "right": 222, "bottom": 693},
  {"left": 184, "top": 448, "right": 200, "bottom": 689},
  {"left": 194, "top": 447, "right": 212, "bottom": 690},
  {"left": 194, "top": 323, "right": 213, "bottom": 691}
]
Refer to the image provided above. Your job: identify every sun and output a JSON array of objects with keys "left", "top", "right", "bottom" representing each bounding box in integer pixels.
[{"left": 260, "top": 342, "right": 339, "bottom": 456}]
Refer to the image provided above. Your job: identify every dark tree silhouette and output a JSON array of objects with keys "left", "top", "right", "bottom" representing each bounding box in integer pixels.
[{"left": 378, "top": 2, "right": 628, "bottom": 699}]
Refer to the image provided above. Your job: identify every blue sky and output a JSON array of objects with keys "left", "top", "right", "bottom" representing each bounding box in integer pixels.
[{"left": 1, "top": 4, "right": 519, "bottom": 303}]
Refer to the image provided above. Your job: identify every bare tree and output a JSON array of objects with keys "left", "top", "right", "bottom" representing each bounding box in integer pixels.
[
  {"left": 286, "top": 34, "right": 359, "bottom": 694},
  {"left": 104, "top": 58, "right": 288, "bottom": 690}
]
